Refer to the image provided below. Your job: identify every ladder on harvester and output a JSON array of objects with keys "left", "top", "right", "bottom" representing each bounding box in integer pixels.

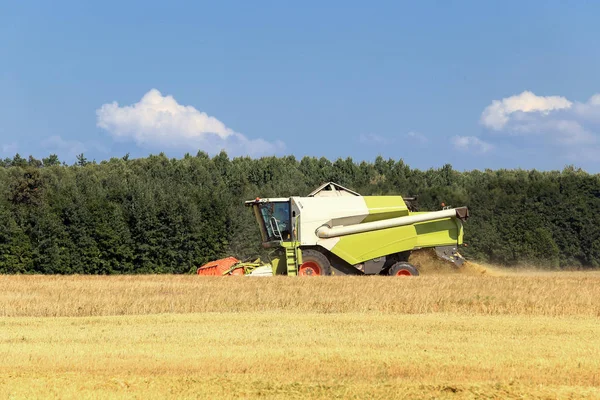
[{"left": 284, "top": 243, "right": 300, "bottom": 276}]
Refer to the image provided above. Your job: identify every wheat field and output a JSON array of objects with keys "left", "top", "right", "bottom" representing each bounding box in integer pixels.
[
  {"left": 1, "top": 272, "right": 600, "bottom": 399},
  {"left": 2, "top": 271, "right": 600, "bottom": 317}
]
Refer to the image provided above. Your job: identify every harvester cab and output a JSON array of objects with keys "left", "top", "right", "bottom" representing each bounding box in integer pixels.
[
  {"left": 249, "top": 198, "right": 293, "bottom": 245},
  {"left": 197, "top": 182, "right": 470, "bottom": 277}
]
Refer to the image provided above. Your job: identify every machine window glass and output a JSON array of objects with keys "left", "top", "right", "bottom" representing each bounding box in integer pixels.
[{"left": 259, "top": 202, "right": 291, "bottom": 241}]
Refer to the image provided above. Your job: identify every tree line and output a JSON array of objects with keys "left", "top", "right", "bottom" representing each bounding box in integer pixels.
[{"left": 0, "top": 152, "right": 598, "bottom": 274}]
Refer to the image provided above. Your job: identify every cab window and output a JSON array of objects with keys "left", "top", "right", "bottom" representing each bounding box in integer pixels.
[{"left": 259, "top": 202, "right": 291, "bottom": 241}]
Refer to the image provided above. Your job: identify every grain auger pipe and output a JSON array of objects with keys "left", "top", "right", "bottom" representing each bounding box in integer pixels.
[{"left": 315, "top": 207, "right": 469, "bottom": 238}]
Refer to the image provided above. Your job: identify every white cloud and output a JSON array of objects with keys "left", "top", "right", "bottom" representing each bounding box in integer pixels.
[
  {"left": 1, "top": 143, "right": 17, "bottom": 154},
  {"left": 41, "top": 136, "right": 86, "bottom": 156},
  {"left": 481, "top": 91, "right": 572, "bottom": 130},
  {"left": 96, "top": 89, "right": 284, "bottom": 156},
  {"left": 480, "top": 91, "right": 600, "bottom": 162},
  {"left": 451, "top": 136, "right": 492, "bottom": 153}
]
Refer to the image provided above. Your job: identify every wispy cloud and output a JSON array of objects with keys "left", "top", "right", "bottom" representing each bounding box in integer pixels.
[
  {"left": 359, "top": 131, "right": 428, "bottom": 146},
  {"left": 451, "top": 136, "right": 493, "bottom": 153},
  {"left": 358, "top": 133, "right": 391, "bottom": 145},
  {"left": 96, "top": 89, "right": 284, "bottom": 156},
  {"left": 405, "top": 131, "right": 428, "bottom": 144},
  {"left": 41, "top": 136, "right": 86, "bottom": 157},
  {"left": 1, "top": 143, "right": 18, "bottom": 155}
]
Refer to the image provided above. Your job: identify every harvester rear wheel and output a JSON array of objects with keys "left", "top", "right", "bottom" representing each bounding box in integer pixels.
[
  {"left": 389, "top": 262, "right": 419, "bottom": 277},
  {"left": 299, "top": 249, "right": 332, "bottom": 276}
]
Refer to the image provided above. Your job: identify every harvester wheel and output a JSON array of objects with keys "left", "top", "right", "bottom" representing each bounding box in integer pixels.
[
  {"left": 299, "top": 249, "right": 332, "bottom": 276},
  {"left": 389, "top": 262, "right": 419, "bottom": 277}
]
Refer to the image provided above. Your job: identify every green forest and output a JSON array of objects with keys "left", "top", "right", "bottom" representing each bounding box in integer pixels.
[{"left": 0, "top": 152, "right": 599, "bottom": 274}]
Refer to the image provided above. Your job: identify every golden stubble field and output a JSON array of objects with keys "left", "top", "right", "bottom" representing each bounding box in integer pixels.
[{"left": 1, "top": 271, "right": 600, "bottom": 399}]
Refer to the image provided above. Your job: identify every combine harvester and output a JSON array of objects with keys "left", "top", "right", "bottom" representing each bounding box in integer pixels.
[{"left": 197, "top": 182, "right": 469, "bottom": 276}]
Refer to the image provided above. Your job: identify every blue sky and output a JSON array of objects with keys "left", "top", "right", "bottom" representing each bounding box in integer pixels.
[{"left": 2, "top": 1, "right": 600, "bottom": 172}]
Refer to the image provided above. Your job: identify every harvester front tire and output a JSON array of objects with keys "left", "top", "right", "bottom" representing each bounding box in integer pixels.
[
  {"left": 299, "top": 249, "right": 332, "bottom": 276},
  {"left": 389, "top": 262, "right": 419, "bottom": 277}
]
